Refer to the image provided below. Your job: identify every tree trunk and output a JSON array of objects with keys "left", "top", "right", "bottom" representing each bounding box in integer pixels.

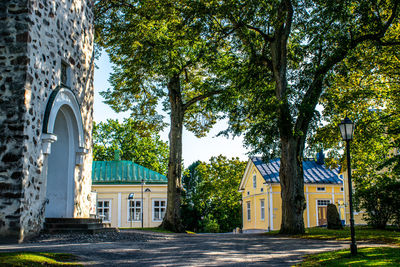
[
  {"left": 279, "top": 136, "right": 306, "bottom": 234},
  {"left": 161, "top": 75, "right": 185, "bottom": 232}
]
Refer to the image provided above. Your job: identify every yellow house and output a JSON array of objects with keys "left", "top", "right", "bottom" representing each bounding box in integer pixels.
[
  {"left": 91, "top": 160, "right": 167, "bottom": 228},
  {"left": 239, "top": 156, "right": 347, "bottom": 232},
  {"left": 340, "top": 171, "right": 367, "bottom": 225}
]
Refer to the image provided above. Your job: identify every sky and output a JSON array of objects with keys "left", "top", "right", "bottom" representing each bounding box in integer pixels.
[{"left": 93, "top": 53, "right": 250, "bottom": 166}]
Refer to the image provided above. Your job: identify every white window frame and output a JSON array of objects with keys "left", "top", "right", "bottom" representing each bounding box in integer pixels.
[
  {"left": 152, "top": 199, "right": 167, "bottom": 222},
  {"left": 253, "top": 174, "right": 257, "bottom": 189},
  {"left": 317, "top": 199, "right": 331, "bottom": 206},
  {"left": 127, "top": 199, "right": 142, "bottom": 222},
  {"left": 97, "top": 199, "right": 112, "bottom": 222},
  {"left": 317, "top": 187, "right": 326, "bottom": 192},
  {"left": 247, "top": 201, "right": 251, "bottom": 221},
  {"left": 260, "top": 199, "right": 265, "bottom": 221}
]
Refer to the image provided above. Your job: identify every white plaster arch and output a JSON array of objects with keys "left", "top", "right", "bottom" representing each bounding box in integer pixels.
[{"left": 42, "top": 87, "right": 87, "bottom": 164}]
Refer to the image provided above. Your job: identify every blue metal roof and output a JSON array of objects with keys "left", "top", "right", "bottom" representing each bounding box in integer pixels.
[
  {"left": 251, "top": 157, "right": 341, "bottom": 184},
  {"left": 92, "top": 161, "right": 167, "bottom": 184}
]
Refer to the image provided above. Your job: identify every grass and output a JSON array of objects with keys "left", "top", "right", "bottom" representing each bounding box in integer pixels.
[
  {"left": 0, "top": 252, "right": 81, "bottom": 266},
  {"left": 265, "top": 226, "right": 400, "bottom": 245},
  {"left": 300, "top": 247, "right": 400, "bottom": 266},
  {"left": 119, "top": 227, "right": 174, "bottom": 233}
]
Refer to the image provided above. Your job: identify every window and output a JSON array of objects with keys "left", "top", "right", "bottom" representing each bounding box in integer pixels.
[
  {"left": 260, "top": 188, "right": 264, "bottom": 192},
  {"left": 340, "top": 187, "right": 344, "bottom": 192},
  {"left": 97, "top": 200, "right": 111, "bottom": 222},
  {"left": 61, "top": 61, "right": 70, "bottom": 86},
  {"left": 253, "top": 174, "right": 257, "bottom": 188},
  {"left": 128, "top": 200, "right": 142, "bottom": 222},
  {"left": 247, "top": 191, "right": 250, "bottom": 196},
  {"left": 153, "top": 199, "right": 166, "bottom": 221},
  {"left": 317, "top": 200, "right": 331, "bottom": 206},
  {"left": 317, "top": 187, "right": 326, "bottom": 192},
  {"left": 260, "top": 199, "right": 265, "bottom": 221},
  {"left": 247, "top": 201, "right": 251, "bottom": 221}
]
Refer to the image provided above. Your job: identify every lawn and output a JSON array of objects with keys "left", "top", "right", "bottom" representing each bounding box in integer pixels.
[
  {"left": 266, "top": 226, "right": 400, "bottom": 245},
  {"left": 300, "top": 247, "right": 400, "bottom": 266},
  {"left": 0, "top": 252, "right": 81, "bottom": 266}
]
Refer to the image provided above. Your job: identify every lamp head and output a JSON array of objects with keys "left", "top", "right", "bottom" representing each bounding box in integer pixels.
[{"left": 339, "top": 117, "right": 355, "bottom": 141}]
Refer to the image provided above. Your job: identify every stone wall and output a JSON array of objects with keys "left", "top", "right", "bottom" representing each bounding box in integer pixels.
[
  {"left": 0, "top": 0, "right": 94, "bottom": 242},
  {"left": 0, "top": 0, "right": 30, "bottom": 242}
]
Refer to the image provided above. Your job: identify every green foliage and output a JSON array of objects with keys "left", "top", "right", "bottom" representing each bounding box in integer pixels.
[
  {"left": 355, "top": 177, "right": 400, "bottom": 229},
  {"left": 181, "top": 155, "right": 246, "bottom": 233},
  {"left": 301, "top": 247, "right": 400, "bottom": 267},
  {"left": 327, "top": 204, "right": 343, "bottom": 230},
  {"left": 94, "top": 0, "right": 228, "bottom": 134},
  {"left": 0, "top": 252, "right": 80, "bottom": 266},
  {"left": 93, "top": 118, "right": 168, "bottom": 175}
]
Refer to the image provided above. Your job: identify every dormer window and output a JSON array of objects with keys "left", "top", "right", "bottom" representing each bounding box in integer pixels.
[{"left": 253, "top": 174, "right": 257, "bottom": 189}]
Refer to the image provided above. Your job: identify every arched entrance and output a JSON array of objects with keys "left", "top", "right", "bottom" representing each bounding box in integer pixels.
[{"left": 41, "top": 87, "right": 87, "bottom": 218}]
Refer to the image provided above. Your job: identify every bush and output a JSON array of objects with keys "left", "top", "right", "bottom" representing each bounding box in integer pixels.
[
  {"left": 327, "top": 204, "right": 343, "bottom": 229},
  {"left": 202, "top": 215, "right": 220, "bottom": 233},
  {"left": 355, "top": 178, "right": 400, "bottom": 229}
]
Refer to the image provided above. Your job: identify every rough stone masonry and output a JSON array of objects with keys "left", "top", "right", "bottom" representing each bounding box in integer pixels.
[{"left": 0, "top": 0, "right": 94, "bottom": 242}]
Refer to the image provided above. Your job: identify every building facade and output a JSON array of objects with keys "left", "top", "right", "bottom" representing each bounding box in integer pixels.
[
  {"left": 92, "top": 160, "right": 168, "bottom": 228},
  {"left": 0, "top": 0, "right": 94, "bottom": 242},
  {"left": 239, "top": 157, "right": 346, "bottom": 232}
]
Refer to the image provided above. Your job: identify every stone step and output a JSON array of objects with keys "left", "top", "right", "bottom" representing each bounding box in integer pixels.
[
  {"left": 45, "top": 227, "right": 117, "bottom": 234},
  {"left": 44, "top": 217, "right": 116, "bottom": 234},
  {"left": 45, "top": 218, "right": 102, "bottom": 224},
  {"left": 44, "top": 222, "right": 106, "bottom": 230}
]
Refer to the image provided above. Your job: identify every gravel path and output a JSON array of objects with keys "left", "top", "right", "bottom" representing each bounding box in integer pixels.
[{"left": 0, "top": 230, "right": 349, "bottom": 266}]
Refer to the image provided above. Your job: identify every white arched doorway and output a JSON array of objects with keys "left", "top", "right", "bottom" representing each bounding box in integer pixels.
[{"left": 41, "top": 87, "right": 87, "bottom": 218}]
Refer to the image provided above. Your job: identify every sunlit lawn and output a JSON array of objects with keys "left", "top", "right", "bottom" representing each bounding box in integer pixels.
[
  {"left": 0, "top": 252, "right": 81, "bottom": 266},
  {"left": 266, "top": 226, "right": 400, "bottom": 245},
  {"left": 300, "top": 247, "right": 400, "bottom": 266}
]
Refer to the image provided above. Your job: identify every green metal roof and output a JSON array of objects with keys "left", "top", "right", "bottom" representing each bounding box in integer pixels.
[{"left": 92, "top": 161, "right": 167, "bottom": 184}]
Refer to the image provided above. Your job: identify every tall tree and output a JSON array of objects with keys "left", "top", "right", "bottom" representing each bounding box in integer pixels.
[
  {"left": 200, "top": 0, "right": 400, "bottom": 233},
  {"left": 93, "top": 118, "right": 169, "bottom": 175},
  {"left": 94, "top": 0, "right": 229, "bottom": 231},
  {"left": 182, "top": 156, "right": 246, "bottom": 232}
]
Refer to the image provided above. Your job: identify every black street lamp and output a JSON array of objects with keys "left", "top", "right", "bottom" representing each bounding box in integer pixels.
[
  {"left": 339, "top": 117, "right": 357, "bottom": 255},
  {"left": 141, "top": 178, "right": 144, "bottom": 229}
]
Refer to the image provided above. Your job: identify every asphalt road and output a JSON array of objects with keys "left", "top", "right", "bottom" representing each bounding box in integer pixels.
[{"left": 0, "top": 231, "right": 349, "bottom": 266}]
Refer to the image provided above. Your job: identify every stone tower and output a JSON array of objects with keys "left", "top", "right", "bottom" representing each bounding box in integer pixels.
[{"left": 0, "top": 0, "right": 94, "bottom": 242}]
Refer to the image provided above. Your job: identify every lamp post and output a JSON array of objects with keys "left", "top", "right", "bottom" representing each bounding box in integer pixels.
[
  {"left": 141, "top": 178, "right": 144, "bottom": 229},
  {"left": 339, "top": 117, "right": 357, "bottom": 256}
]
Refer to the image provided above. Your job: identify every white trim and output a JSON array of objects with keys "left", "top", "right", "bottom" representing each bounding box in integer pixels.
[
  {"left": 331, "top": 186, "right": 335, "bottom": 204},
  {"left": 152, "top": 199, "right": 167, "bottom": 222},
  {"left": 117, "top": 193, "right": 121, "bottom": 227},
  {"left": 98, "top": 199, "right": 112, "bottom": 222},
  {"left": 306, "top": 186, "right": 310, "bottom": 228},
  {"left": 239, "top": 159, "right": 253, "bottom": 191},
  {"left": 45, "top": 88, "right": 85, "bottom": 148}
]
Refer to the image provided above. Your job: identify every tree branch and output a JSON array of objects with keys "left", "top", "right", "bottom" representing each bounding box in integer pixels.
[
  {"left": 183, "top": 90, "right": 223, "bottom": 111},
  {"left": 245, "top": 24, "right": 274, "bottom": 42}
]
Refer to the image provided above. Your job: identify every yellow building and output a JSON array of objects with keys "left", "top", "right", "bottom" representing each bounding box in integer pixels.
[
  {"left": 340, "top": 171, "right": 367, "bottom": 225},
  {"left": 239, "top": 156, "right": 347, "bottom": 232},
  {"left": 91, "top": 160, "right": 167, "bottom": 228}
]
